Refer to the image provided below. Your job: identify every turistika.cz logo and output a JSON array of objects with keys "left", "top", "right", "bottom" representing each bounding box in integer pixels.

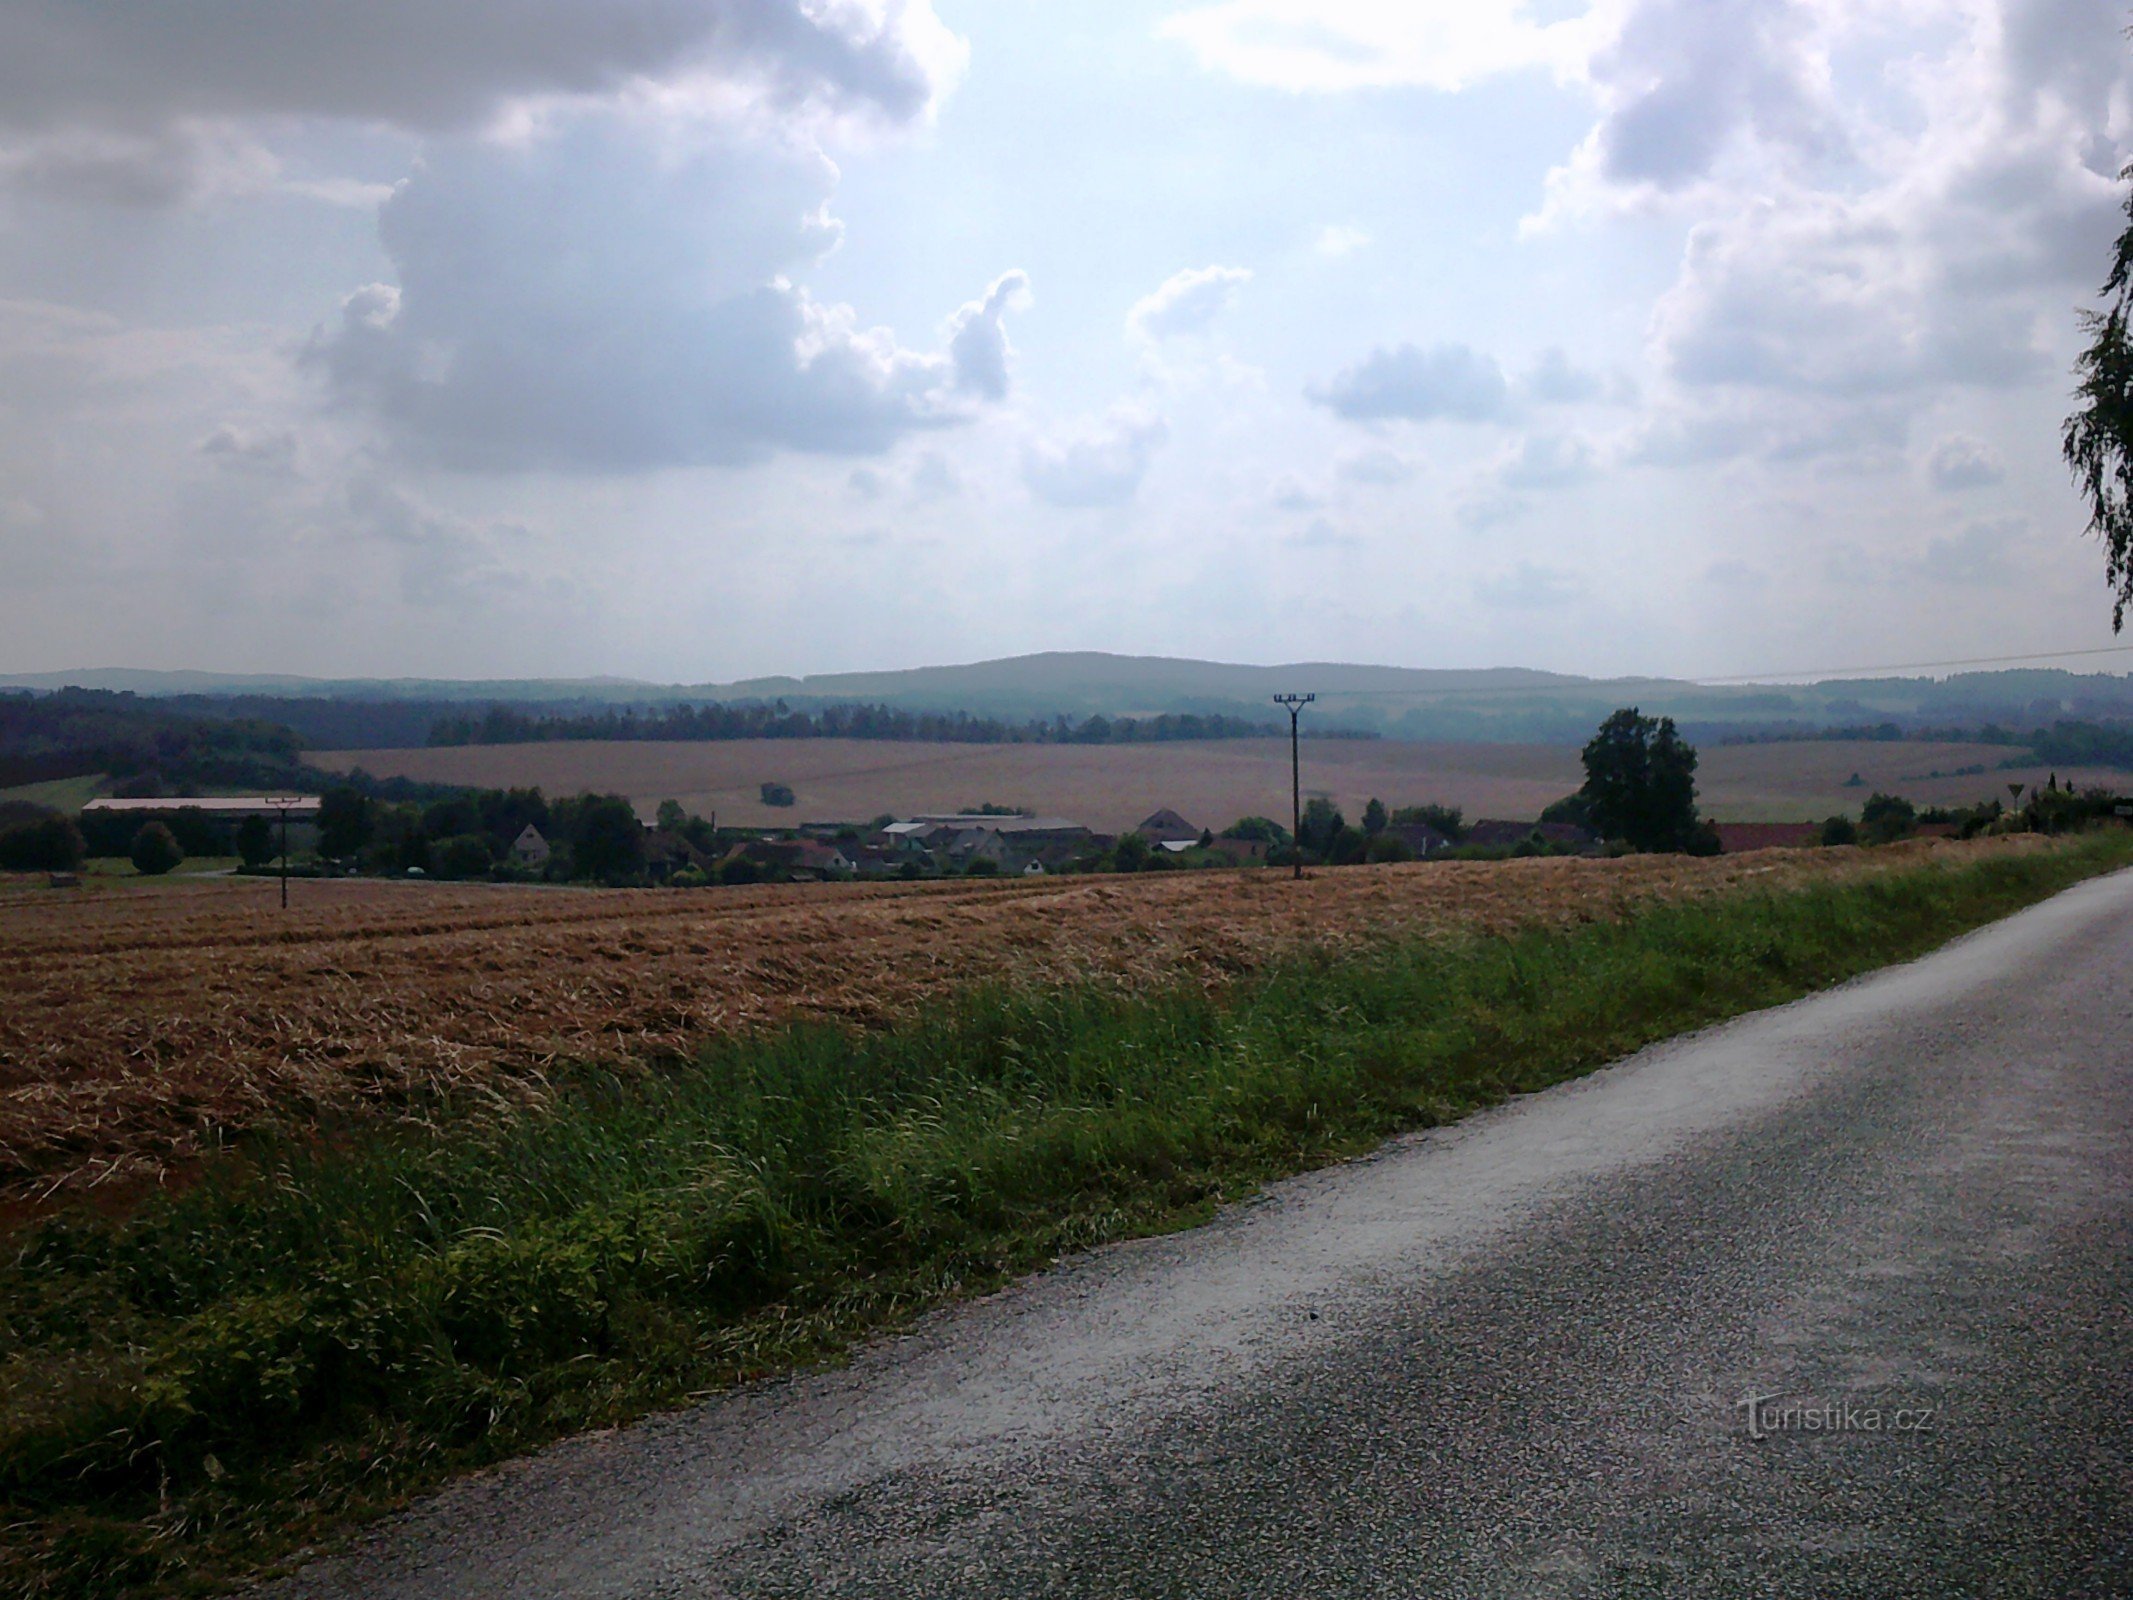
[{"left": 1737, "top": 1390, "right": 1937, "bottom": 1441}]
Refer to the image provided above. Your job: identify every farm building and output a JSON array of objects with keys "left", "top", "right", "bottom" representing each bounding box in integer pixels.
[
  {"left": 81, "top": 795, "right": 322, "bottom": 852},
  {"left": 1383, "top": 822, "right": 1451, "bottom": 858},
  {"left": 510, "top": 825, "right": 550, "bottom": 867},
  {"left": 1135, "top": 808, "right": 1202, "bottom": 845},
  {"left": 721, "top": 838, "right": 853, "bottom": 880}
]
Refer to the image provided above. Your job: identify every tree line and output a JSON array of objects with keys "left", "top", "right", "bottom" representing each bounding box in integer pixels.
[
  {"left": 0, "top": 689, "right": 306, "bottom": 791},
  {"left": 424, "top": 701, "right": 1322, "bottom": 748}
]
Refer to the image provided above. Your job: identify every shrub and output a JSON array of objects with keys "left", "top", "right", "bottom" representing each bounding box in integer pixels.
[
  {"left": 0, "top": 814, "right": 86, "bottom": 872},
  {"left": 1859, "top": 792, "right": 1917, "bottom": 846},
  {"left": 235, "top": 815, "right": 275, "bottom": 868},
  {"left": 1820, "top": 815, "right": 1858, "bottom": 846},
  {"left": 431, "top": 834, "right": 494, "bottom": 880},
  {"left": 719, "top": 855, "right": 761, "bottom": 886},
  {"left": 129, "top": 822, "right": 184, "bottom": 876}
]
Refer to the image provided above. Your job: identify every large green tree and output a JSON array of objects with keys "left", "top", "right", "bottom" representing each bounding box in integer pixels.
[
  {"left": 2065, "top": 163, "right": 2133, "bottom": 628},
  {"left": 235, "top": 814, "right": 275, "bottom": 868},
  {"left": 1578, "top": 707, "right": 1701, "bottom": 852},
  {"left": 317, "top": 786, "right": 373, "bottom": 859},
  {"left": 129, "top": 822, "right": 184, "bottom": 877}
]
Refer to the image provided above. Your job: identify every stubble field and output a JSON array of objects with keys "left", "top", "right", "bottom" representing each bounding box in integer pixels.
[
  {"left": 0, "top": 835, "right": 2050, "bottom": 1216},
  {"left": 307, "top": 736, "right": 2108, "bottom": 828}
]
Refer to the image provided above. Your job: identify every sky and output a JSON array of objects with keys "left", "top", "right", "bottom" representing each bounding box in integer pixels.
[{"left": 0, "top": 0, "right": 2129, "bottom": 684}]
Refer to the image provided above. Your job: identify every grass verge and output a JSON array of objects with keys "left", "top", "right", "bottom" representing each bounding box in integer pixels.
[{"left": 5, "top": 834, "right": 2129, "bottom": 1596}]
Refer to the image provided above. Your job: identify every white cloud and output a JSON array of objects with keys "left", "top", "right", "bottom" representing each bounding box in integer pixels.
[
  {"left": 198, "top": 424, "right": 300, "bottom": 476},
  {"left": 1540, "top": 0, "right": 2130, "bottom": 483},
  {"left": 1496, "top": 431, "right": 1598, "bottom": 490},
  {"left": 1267, "top": 474, "right": 1325, "bottom": 512},
  {"left": 1288, "top": 516, "right": 1358, "bottom": 549},
  {"left": 1022, "top": 406, "right": 1169, "bottom": 507},
  {"left": 1308, "top": 342, "right": 1511, "bottom": 423},
  {"left": 1314, "top": 224, "right": 1371, "bottom": 257},
  {"left": 1926, "top": 434, "right": 2006, "bottom": 491},
  {"left": 1160, "top": 1, "right": 1610, "bottom": 94},
  {"left": 1475, "top": 561, "right": 1587, "bottom": 608},
  {"left": 946, "top": 271, "right": 1033, "bottom": 401},
  {"left": 1128, "top": 265, "right": 1252, "bottom": 341},
  {"left": 1336, "top": 447, "right": 1412, "bottom": 485},
  {"left": 1521, "top": 346, "right": 1608, "bottom": 404},
  {"left": 304, "top": 120, "right": 1025, "bottom": 472},
  {"left": 910, "top": 450, "right": 962, "bottom": 502},
  {"left": 341, "top": 473, "right": 535, "bottom": 607},
  {"left": 1920, "top": 515, "right": 2025, "bottom": 586},
  {"left": 1457, "top": 493, "right": 1531, "bottom": 532}
]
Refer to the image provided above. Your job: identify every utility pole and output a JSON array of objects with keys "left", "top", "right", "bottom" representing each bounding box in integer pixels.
[
  {"left": 268, "top": 798, "right": 295, "bottom": 909},
  {"left": 1272, "top": 694, "right": 1315, "bottom": 880}
]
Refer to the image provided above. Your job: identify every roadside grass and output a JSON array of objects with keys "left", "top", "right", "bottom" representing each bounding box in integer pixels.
[{"left": 4, "top": 834, "right": 2128, "bottom": 1597}]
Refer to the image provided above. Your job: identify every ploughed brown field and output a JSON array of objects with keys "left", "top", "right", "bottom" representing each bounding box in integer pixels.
[
  {"left": 307, "top": 736, "right": 2109, "bottom": 829},
  {"left": 0, "top": 836, "right": 2049, "bottom": 1216}
]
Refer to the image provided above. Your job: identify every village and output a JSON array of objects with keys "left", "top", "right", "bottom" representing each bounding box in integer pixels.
[{"left": 58, "top": 790, "right": 1921, "bottom": 887}]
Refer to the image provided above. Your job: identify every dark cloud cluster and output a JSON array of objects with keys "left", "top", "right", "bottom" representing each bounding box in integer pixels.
[{"left": 0, "top": 1, "right": 953, "bottom": 201}]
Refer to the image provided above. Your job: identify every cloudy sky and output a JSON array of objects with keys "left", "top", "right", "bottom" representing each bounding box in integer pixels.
[{"left": 0, "top": 0, "right": 2128, "bottom": 683}]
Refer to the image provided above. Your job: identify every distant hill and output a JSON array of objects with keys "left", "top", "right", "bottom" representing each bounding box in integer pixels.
[{"left": 10, "top": 652, "right": 2133, "bottom": 747}]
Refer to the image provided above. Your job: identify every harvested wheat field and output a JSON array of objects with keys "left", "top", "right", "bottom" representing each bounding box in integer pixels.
[
  {"left": 309, "top": 736, "right": 2116, "bottom": 828},
  {"left": 0, "top": 836, "right": 2049, "bottom": 1214}
]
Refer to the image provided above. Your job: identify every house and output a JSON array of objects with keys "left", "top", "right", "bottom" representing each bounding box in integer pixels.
[
  {"left": 511, "top": 825, "right": 551, "bottom": 868},
  {"left": 949, "top": 828, "right": 1016, "bottom": 867},
  {"left": 1384, "top": 822, "right": 1450, "bottom": 858},
  {"left": 1465, "top": 819, "right": 1539, "bottom": 849},
  {"left": 641, "top": 828, "right": 708, "bottom": 881},
  {"left": 1135, "top": 808, "right": 1202, "bottom": 845},
  {"left": 1465, "top": 819, "right": 1599, "bottom": 853},
  {"left": 880, "top": 814, "right": 1098, "bottom": 870},
  {"left": 790, "top": 840, "right": 854, "bottom": 877},
  {"left": 1714, "top": 822, "right": 1821, "bottom": 854},
  {"left": 721, "top": 839, "right": 853, "bottom": 880}
]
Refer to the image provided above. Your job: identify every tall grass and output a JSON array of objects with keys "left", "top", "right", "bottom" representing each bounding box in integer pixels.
[{"left": 4, "top": 835, "right": 2127, "bottom": 1597}]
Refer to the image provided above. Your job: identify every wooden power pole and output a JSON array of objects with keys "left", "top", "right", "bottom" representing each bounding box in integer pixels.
[{"left": 1272, "top": 694, "right": 1315, "bottom": 880}]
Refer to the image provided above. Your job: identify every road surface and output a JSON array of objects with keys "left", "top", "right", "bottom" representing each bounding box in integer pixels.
[{"left": 274, "top": 870, "right": 2133, "bottom": 1598}]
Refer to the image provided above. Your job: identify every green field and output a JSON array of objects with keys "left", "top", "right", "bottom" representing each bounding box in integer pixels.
[
  {"left": 4, "top": 832, "right": 2128, "bottom": 1598},
  {"left": 0, "top": 775, "right": 108, "bottom": 815},
  {"left": 79, "top": 855, "right": 241, "bottom": 879}
]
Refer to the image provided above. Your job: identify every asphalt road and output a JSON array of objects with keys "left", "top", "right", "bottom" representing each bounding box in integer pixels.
[{"left": 274, "top": 870, "right": 2133, "bottom": 1599}]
